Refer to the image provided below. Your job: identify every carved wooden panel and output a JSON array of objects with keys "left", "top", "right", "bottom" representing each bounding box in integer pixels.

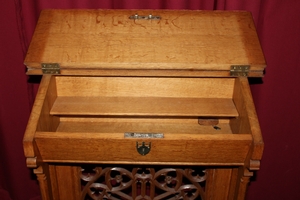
[{"left": 80, "top": 165, "right": 206, "bottom": 200}]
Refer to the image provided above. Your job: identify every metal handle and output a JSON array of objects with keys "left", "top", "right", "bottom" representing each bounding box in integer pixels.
[{"left": 129, "top": 14, "right": 161, "bottom": 20}]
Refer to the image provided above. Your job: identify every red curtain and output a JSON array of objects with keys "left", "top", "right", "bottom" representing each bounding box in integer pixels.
[{"left": 1, "top": 0, "right": 300, "bottom": 199}]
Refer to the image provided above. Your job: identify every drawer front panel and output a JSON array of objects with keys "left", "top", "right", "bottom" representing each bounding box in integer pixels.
[{"left": 35, "top": 132, "right": 252, "bottom": 165}]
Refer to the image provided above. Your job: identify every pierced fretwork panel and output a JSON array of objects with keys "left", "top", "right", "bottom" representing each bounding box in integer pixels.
[{"left": 80, "top": 166, "right": 206, "bottom": 200}]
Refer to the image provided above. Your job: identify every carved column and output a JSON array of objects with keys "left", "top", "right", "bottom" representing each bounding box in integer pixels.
[{"left": 34, "top": 165, "right": 52, "bottom": 200}]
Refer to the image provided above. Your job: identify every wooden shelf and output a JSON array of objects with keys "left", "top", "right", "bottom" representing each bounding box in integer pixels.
[{"left": 50, "top": 96, "right": 238, "bottom": 117}]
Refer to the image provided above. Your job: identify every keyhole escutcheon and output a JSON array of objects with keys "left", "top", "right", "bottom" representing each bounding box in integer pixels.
[{"left": 136, "top": 142, "right": 151, "bottom": 156}]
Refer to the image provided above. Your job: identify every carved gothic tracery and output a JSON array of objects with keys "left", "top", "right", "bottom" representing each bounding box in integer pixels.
[{"left": 80, "top": 166, "right": 206, "bottom": 200}]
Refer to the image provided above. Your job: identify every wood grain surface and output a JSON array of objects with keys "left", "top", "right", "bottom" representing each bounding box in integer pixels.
[{"left": 25, "top": 10, "right": 265, "bottom": 76}]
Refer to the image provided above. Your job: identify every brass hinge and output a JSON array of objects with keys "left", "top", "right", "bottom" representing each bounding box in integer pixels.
[
  {"left": 230, "top": 65, "right": 250, "bottom": 77},
  {"left": 41, "top": 63, "right": 60, "bottom": 74}
]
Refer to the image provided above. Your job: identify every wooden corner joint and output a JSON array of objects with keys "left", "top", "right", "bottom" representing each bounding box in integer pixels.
[
  {"left": 243, "top": 168, "right": 253, "bottom": 178},
  {"left": 33, "top": 165, "right": 45, "bottom": 175},
  {"left": 26, "top": 157, "right": 38, "bottom": 168},
  {"left": 249, "top": 159, "right": 261, "bottom": 171}
]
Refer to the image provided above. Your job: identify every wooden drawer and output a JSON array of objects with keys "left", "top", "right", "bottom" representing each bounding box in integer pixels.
[{"left": 24, "top": 75, "right": 262, "bottom": 168}]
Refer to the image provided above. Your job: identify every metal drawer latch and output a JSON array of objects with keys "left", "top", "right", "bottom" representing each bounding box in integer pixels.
[{"left": 136, "top": 142, "right": 151, "bottom": 156}]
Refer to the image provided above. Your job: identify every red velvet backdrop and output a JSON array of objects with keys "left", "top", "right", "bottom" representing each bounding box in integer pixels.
[{"left": 1, "top": 0, "right": 300, "bottom": 199}]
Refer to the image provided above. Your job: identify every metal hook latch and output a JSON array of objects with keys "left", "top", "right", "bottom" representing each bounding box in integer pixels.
[{"left": 136, "top": 142, "right": 151, "bottom": 156}]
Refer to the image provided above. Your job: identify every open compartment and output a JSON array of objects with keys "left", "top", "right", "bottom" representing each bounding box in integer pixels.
[{"left": 23, "top": 75, "right": 260, "bottom": 166}]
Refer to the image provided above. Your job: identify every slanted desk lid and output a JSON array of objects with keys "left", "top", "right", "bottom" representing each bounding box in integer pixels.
[{"left": 25, "top": 9, "right": 266, "bottom": 77}]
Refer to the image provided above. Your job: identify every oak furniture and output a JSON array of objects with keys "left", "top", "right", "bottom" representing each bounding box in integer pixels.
[{"left": 23, "top": 9, "right": 265, "bottom": 200}]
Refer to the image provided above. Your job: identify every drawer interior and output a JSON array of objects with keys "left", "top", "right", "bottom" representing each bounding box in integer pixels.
[
  {"left": 56, "top": 117, "right": 233, "bottom": 134},
  {"left": 30, "top": 75, "right": 255, "bottom": 164},
  {"left": 37, "top": 76, "right": 243, "bottom": 134},
  {"left": 51, "top": 76, "right": 238, "bottom": 117}
]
